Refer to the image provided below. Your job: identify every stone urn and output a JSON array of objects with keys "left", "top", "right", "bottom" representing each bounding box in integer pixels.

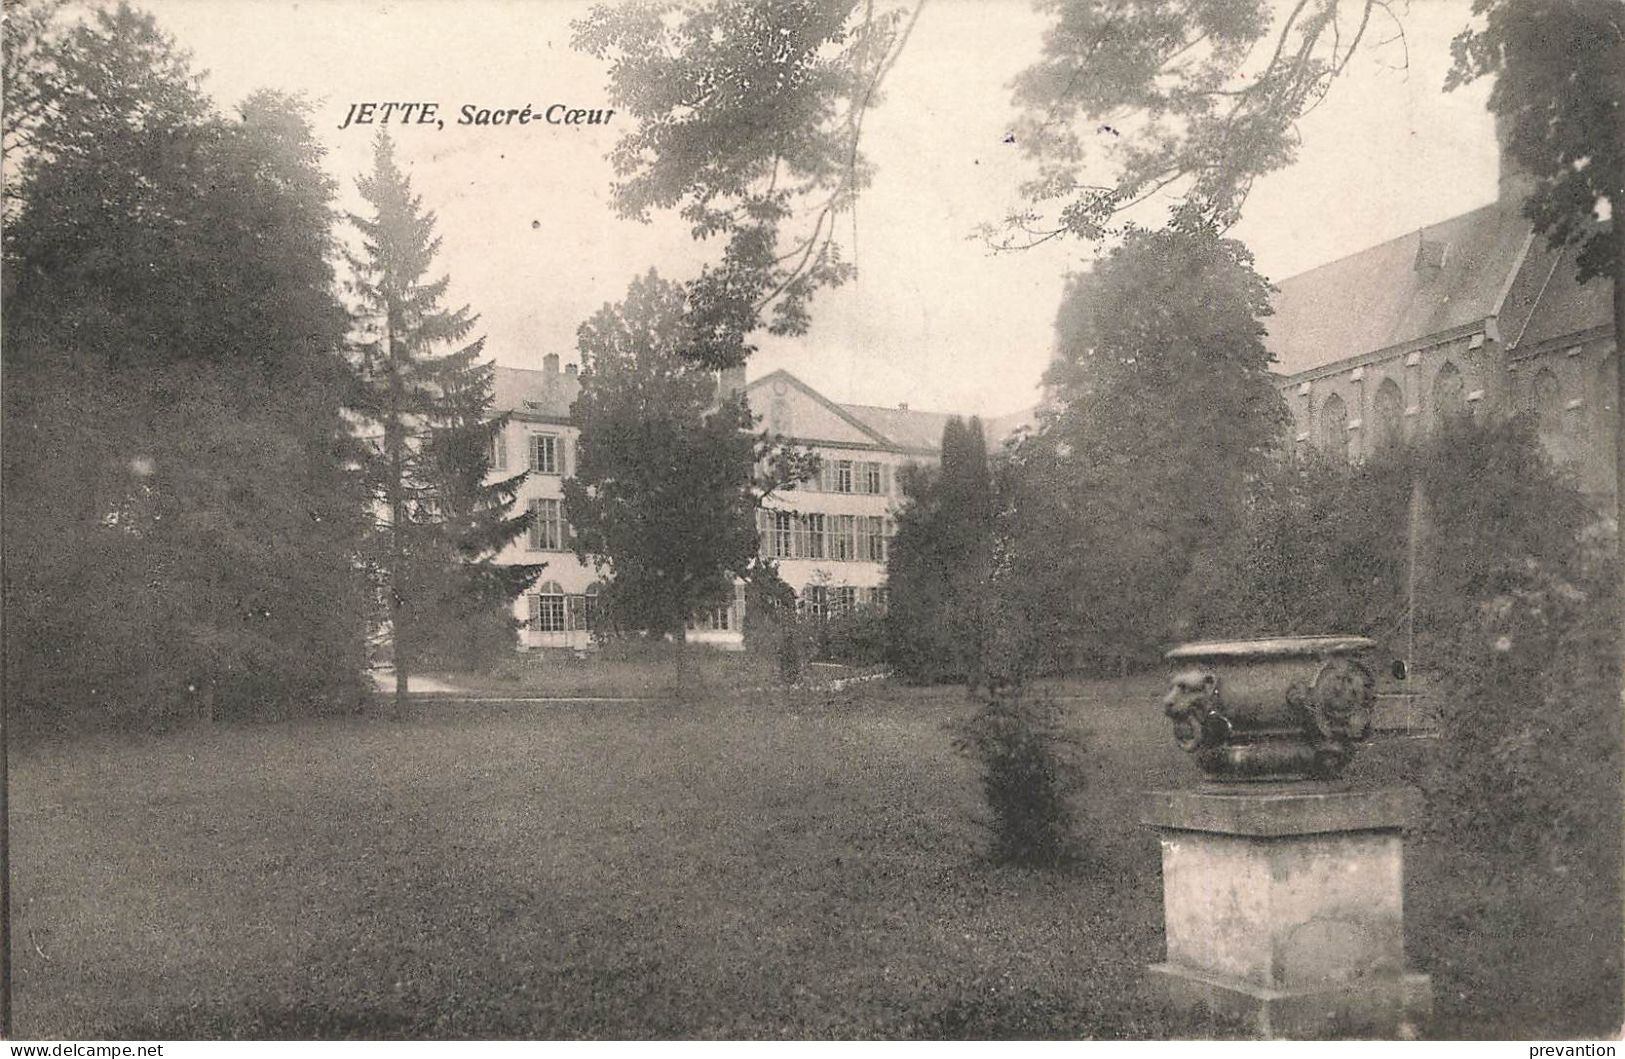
[{"left": 1161, "top": 635, "right": 1377, "bottom": 781}]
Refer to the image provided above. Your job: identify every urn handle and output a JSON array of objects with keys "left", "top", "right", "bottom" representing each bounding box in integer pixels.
[{"left": 1163, "top": 668, "right": 1229, "bottom": 752}]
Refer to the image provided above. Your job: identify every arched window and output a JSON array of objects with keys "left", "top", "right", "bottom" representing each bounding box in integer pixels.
[
  {"left": 1320, "top": 393, "right": 1349, "bottom": 465},
  {"left": 1432, "top": 361, "right": 1465, "bottom": 425},
  {"left": 1373, "top": 378, "right": 1405, "bottom": 449},
  {"left": 529, "top": 580, "right": 566, "bottom": 633},
  {"left": 1529, "top": 368, "right": 1563, "bottom": 446}
]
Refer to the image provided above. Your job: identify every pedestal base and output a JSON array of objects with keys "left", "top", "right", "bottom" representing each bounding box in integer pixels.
[
  {"left": 1143, "top": 786, "right": 1432, "bottom": 1039},
  {"left": 1148, "top": 962, "right": 1433, "bottom": 1039}
]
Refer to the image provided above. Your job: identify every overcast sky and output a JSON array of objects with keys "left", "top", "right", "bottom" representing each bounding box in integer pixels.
[{"left": 138, "top": 0, "right": 1498, "bottom": 419}]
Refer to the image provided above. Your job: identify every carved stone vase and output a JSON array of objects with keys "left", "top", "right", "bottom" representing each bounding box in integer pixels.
[
  {"left": 1144, "top": 634, "right": 1430, "bottom": 1037},
  {"left": 1161, "top": 635, "right": 1378, "bottom": 782}
]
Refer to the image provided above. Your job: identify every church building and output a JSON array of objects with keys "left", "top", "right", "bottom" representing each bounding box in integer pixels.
[{"left": 1271, "top": 123, "right": 1616, "bottom": 501}]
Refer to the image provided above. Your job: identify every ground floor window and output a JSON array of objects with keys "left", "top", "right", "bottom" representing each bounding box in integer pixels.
[
  {"left": 691, "top": 583, "right": 745, "bottom": 632},
  {"left": 529, "top": 581, "right": 566, "bottom": 632},
  {"left": 799, "top": 585, "right": 827, "bottom": 620}
]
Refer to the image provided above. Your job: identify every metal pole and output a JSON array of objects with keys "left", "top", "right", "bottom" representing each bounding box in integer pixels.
[
  {"left": 1408, "top": 475, "right": 1422, "bottom": 732},
  {"left": 1, "top": 424, "right": 12, "bottom": 1039}
]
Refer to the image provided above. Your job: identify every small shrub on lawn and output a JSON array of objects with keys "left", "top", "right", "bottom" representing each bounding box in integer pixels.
[
  {"left": 808, "top": 607, "right": 888, "bottom": 667},
  {"left": 950, "top": 690, "right": 1086, "bottom": 867}
]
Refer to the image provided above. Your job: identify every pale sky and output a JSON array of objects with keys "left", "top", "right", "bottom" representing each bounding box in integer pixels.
[{"left": 134, "top": 0, "right": 1498, "bottom": 419}]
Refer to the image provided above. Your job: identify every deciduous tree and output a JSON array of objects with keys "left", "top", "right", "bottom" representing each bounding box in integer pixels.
[
  {"left": 4, "top": 4, "right": 370, "bottom": 725},
  {"left": 1448, "top": 0, "right": 1624, "bottom": 659},
  {"left": 564, "top": 270, "right": 814, "bottom": 661},
  {"left": 1000, "top": 223, "right": 1288, "bottom": 671},
  {"left": 572, "top": 0, "right": 921, "bottom": 368},
  {"left": 998, "top": 0, "right": 1407, "bottom": 247}
]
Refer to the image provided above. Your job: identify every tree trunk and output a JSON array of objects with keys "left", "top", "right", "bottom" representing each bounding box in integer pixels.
[
  {"left": 386, "top": 325, "right": 409, "bottom": 719},
  {"left": 674, "top": 625, "right": 688, "bottom": 700},
  {"left": 1613, "top": 206, "right": 1623, "bottom": 718}
]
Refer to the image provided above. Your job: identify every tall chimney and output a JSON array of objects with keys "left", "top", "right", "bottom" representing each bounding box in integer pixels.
[
  {"left": 718, "top": 364, "right": 746, "bottom": 398},
  {"left": 543, "top": 353, "right": 560, "bottom": 374}
]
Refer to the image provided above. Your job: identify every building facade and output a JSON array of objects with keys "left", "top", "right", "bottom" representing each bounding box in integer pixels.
[
  {"left": 488, "top": 361, "right": 993, "bottom": 650},
  {"left": 1272, "top": 136, "right": 1616, "bottom": 500}
]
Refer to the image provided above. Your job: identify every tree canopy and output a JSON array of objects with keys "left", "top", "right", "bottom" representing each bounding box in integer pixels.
[
  {"left": 572, "top": 0, "right": 921, "bottom": 367},
  {"left": 993, "top": 0, "right": 1405, "bottom": 247},
  {"left": 563, "top": 270, "right": 772, "bottom": 641},
  {"left": 1000, "top": 223, "right": 1288, "bottom": 670},
  {"left": 4, "top": 3, "right": 370, "bottom": 725}
]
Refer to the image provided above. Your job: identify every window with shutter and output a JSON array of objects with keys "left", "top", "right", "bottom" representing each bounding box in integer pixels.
[
  {"left": 532, "top": 581, "right": 566, "bottom": 631},
  {"left": 833, "top": 515, "right": 856, "bottom": 560},
  {"left": 529, "top": 434, "right": 559, "bottom": 474},
  {"left": 865, "top": 516, "right": 887, "bottom": 561},
  {"left": 772, "top": 511, "right": 795, "bottom": 558},
  {"left": 528, "top": 499, "right": 563, "bottom": 550}
]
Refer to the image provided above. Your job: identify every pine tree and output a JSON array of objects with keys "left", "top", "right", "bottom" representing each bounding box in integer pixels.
[
  {"left": 347, "top": 131, "right": 539, "bottom": 707},
  {"left": 885, "top": 415, "right": 995, "bottom": 685}
]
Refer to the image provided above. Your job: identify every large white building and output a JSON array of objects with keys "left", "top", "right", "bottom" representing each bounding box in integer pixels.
[{"left": 488, "top": 359, "right": 1022, "bottom": 650}]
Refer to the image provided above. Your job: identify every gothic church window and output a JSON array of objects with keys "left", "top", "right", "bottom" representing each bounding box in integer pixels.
[
  {"left": 1373, "top": 378, "right": 1405, "bottom": 448},
  {"left": 1321, "top": 393, "right": 1349, "bottom": 465}
]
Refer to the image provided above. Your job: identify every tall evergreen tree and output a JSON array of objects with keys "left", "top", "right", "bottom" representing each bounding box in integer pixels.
[
  {"left": 347, "top": 132, "right": 539, "bottom": 706},
  {"left": 885, "top": 415, "right": 995, "bottom": 685}
]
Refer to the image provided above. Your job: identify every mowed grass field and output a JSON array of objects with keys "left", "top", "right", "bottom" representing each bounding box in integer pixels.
[{"left": 12, "top": 670, "right": 1620, "bottom": 1039}]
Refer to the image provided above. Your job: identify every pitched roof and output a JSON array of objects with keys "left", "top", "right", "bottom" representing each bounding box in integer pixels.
[
  {"left": 491, "top": 364, "right": 579, "bottom": 418},
  {"left": 983, "top": 405, "right": 1039, "bottom": 444},
  {"left": 1266, "top": 199, "right": 1532, "bottom": 377},
  {"left": 491, "top": 362, "right": 1029, "bottom": 454},
  {"left": 839, "top": 402, "right": 959, "bottom": 452}
]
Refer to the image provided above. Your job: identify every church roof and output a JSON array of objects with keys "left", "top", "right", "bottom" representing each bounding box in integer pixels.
[
  {"left": 1504, "top": 235, "right": 1616, "bottom": 353},
  {"left": 1266, "top": 199, "right": 1533, "bottom": 377}
]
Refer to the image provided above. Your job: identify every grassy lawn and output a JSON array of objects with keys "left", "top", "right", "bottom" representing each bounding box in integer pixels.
[
  {"left": 423, "top": 646, "right": 793, "bottom": 700},
  {"left": 13, "top": 670, "right": 1619, "bottom": 1039}
]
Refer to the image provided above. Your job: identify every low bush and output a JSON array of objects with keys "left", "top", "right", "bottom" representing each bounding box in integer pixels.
[
  {"left": 807, "top": 607, "right": 888, "bottom": 667},
  {"left": 950, "top": 690, "right": 1086, "bottom": 868}
]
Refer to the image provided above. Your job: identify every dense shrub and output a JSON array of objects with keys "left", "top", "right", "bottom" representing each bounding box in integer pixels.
[
  {"left": 808, "top": 607, "right": 888, "bottom": 667},
  {"left": 1219, "top": 415, "right": 1619, "bottom": 1033},
  {"left": 740, "top": 565, "right": 803, "bottom": 684},
  {"left": 950, "top": 691, "right": 1086, "bottom": 867}
]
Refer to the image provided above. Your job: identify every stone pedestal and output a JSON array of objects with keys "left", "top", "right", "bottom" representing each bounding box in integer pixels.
[{"left": 1142, "top": 786, "right": 1432, "bottom": 1039}]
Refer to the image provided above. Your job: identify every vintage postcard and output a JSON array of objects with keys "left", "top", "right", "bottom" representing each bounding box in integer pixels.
[{"left": 3, "top": 0, "right": 1619, "bottom": 1044}]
